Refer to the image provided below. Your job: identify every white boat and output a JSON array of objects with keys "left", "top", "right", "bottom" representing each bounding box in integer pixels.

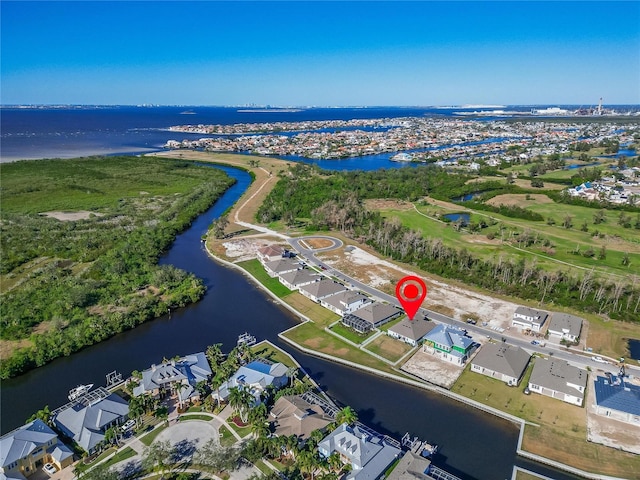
[
  {"left": 390, "top": 152, "right": 414, "bottom": 162},
  {"left": 68, "top": 384, "right": 93, "bottom": 401}
]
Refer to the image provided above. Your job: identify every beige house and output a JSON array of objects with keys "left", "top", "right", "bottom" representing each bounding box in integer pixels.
[
  {"left": 269, "top": 395, "right": 333, "bottom": 440},
  {"left": 0, "top": 419, "right": 74, "bottom": 479}
]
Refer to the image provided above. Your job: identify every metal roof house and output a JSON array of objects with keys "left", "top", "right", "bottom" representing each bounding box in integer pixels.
[
  {"left": 593, "top": 375, "right": 640, "bottom": 425},
  {"left": 318, "top": 423, "right": 401, "bottom": 480},
  {"left": 132, "top": 352, "right": 212, "bottom": 406},
  {"left": 512, "top": 306, "right": 549, "bottom": 332},
  {"left": 0, "top": 419, "right": 73, "bottom": 480},
  {"left": 387, "top": 318, "right": 437, "bottom": 347},
  {"left": 528, "top": 358, "right": 588, "bottom": 406},
  {"left": 547, "top": 313, "right": 583, "bottom": 343},
  {"left": 54, "top": 392, "right": 129, "bottom": 454},
  {"left": 297, "top": 278, "right": 348, "bottom": 303},
  {"left": 213, "top": 360, "right": 289, "bottom": 404},
  {"left": 422, "top": 324, "right": 474, "bottom": 365},
  {"left": 471, "top": 343, "right": 531, "bottom": 386}
]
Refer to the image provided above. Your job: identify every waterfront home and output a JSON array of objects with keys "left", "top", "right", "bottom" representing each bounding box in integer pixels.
[
  {"left": 528, "top": 358, "right": 587, "bottom": 406},
  {"left": 343, "top": 302, "right": 401, "bottom": 333},
  {"left": 471, "top": 343, "right": 531, "bottom": 386},
  {"left": 547, "top": 313, "right": 583, "bottom": 343},
  {"left": 0, "top": 419, "right": 74, "bottom": 480},
  {"left": 53, "top": 390, "right": 129, "bottom": 454},
  {"left": 318, "top": 423, "right": 401, "bottom": 480},
  {"left": 268, "top": 395, "right": 333, "bottom": 440},
  {"left": 321, "top": 291, "right": 372, "bottom": 316},
  {"left": 387, "top": 318, "right": 436, "bottom": 347},
  {"left": 593, "top": 375, "right": 640, "bottom": 425},
  {"left": 213, "top": 359, "right": 289, "bottom": 404},
  {"left": 263, "top": 258, "right": 300, "bottom": 278},
  {"left": 422, "top": 324, "right": 474, "bottom": 365},
  {"left": 297, "top": 278, "right": 348, "bottom": 303},
  {"left": 257, "top": 244, "right": 286, "bottom": 264},
  {"left": 278, "top": 269, "right": 320, "bottom": 290},
  {"left": 386, "top": 451, "right": 433, "bottom": 480},
  {"left": 511, "top": 306, "right": 549, "bottom": 333},
  {"left": 132, "top": 352, "right": 212, "bottom": 406}
]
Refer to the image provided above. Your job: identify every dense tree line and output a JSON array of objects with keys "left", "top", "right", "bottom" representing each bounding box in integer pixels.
[
  {"left": 1, "top": 165, "right": 235, "bottom": 379},
  {"left": 258, "top": 166, "right": 640, "bottom": 322}
]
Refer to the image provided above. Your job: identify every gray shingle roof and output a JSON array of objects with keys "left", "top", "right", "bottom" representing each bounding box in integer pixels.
[
  {"left": 472, "top": 343, "right": 531, "bottom": 378},
  {"left": 134, "top": 352, "right": 212, "bottom": 399},
  {"left": 529, "top": 358, "right": 587, "bottom": 398},
  {"left": 514, "top": 306, "right": 549, "bottom": 325},
  {"left": 388, "top": 318, "right": 436, "bottom": 342},
  {"left": 594, "top": 375, "right": 640, "bottom": 416},
  {"left": 298, "top": 278, "right": 348, "bottom": 299},
  {"left": 264, "top": 258, "right": 299, "bottom": 275},
  {"left": 321, "top": 291, "right": 371, "bottom": 312},
  {"left": 385, "top": 451, "right": 432, "bottom": 480},
  {"left": 548, "top": 313, "right": 583, "bottom": 338},
  {"left": 350, "top": 302, "right": 400, "bottom": 326},
  {"left": 279, "top": 268, "right": 320, "bottom": 287}
]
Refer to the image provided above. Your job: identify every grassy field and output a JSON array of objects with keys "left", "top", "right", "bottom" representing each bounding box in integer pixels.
[
  {"left": 252, "top": 341, "right": 298, "bottom": 369},
  {"left": 283, "top": 292, "right": 340, "bottom": 326},
  {"left": 218, "top": 425, "right": 236, "bottom": 447},
  {"left": 364, "top": 335, "right": 413, "bottom": 363},
  {"left": 452, "top": 361, "right": 640, "bottom": 478},
  {"left": 139, "top": 424, "right": 169, "bottom": 446},
  {"left": 101, "top": 446, "right": 136, "bottom": 470},
  {"left": 329, "top": 323, "right": 376, "bottom": 344},
  {"left": 236, "top": 259, "right": 293, "bottom": 298}
]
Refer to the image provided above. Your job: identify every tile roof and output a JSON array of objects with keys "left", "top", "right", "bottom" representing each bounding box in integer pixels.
[{"left": 269, "top": 395, "right": 332, "bottom": 439}]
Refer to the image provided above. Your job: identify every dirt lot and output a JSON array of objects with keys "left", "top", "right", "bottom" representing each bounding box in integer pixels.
[
  {"left": 220, "top": 236, "right": 288, "bottom": 262},
  {"left": 401, "top": 349, "right": 467, "bottom": 388},
  {"left": 40, "top": 210, "right": 103, "bottom": 221},
  {"left": 304, "top": 238, "right": 334, "bottom": 249},
  {"left": 318, "top": 245, "right": 521, "bottom": 329},
  {"left": 485, "top": 194, "right": 553, "bottom": 208}
]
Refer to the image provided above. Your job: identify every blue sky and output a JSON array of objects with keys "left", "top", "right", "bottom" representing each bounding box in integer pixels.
[{"left": 1, "top": 1, "right": 638, "bottom": 106}]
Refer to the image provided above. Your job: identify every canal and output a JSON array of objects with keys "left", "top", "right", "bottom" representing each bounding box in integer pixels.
[{"left": 1, "top": 165, "right": 582, "bottom": 480}]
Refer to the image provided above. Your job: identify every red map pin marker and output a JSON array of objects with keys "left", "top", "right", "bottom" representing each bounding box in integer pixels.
[{"left": 395, "top": 276, "right": 427, "bottom": 321}]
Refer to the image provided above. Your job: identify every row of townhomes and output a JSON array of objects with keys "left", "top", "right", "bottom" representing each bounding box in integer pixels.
[{"left": 258, "top": 244, "right": 402, "bottom": 334}]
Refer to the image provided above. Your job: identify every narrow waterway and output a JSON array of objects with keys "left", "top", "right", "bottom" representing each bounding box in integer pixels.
[{"left": 1, "top": 165, "right": 582, "bottom": 480}]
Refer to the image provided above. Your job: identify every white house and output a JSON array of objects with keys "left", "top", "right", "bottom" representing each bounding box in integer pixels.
[
  {"left": 257, "top": 244, "right": 286, "bottom": 264},
  {"left": 321, "top": 291, "right": 372, "bottom": 316},
  {"left": 528, "top": 358, "right": 587, "bottom": 406},
  {"left": 387, "top": 318, "right": 436, "bottom": 347},
  {"left": 297, "top": 278, "right": 348, "bottom": 303},
  {"left": 278, "top": 269, "right": 320, "bottom": 290},
  {"left": 263, "top": 258, "right": 300, "bottom": 278},
  {"left": 471, "top": 343, "right": 531, "bottom": 386},
  {"left": 547, "top": 313, "right": 583, "bottom": 343},
  {"left": 512, "top": 306, "right": 549, "bottom": 332}
]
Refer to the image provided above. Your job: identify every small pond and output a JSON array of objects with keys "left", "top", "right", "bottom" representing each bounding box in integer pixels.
[
  {"left": 627, "top": 338, "right": 640, "bottom": 361},
  {"left": 444, "top": 213, "right": 470, "bottom": 224}
]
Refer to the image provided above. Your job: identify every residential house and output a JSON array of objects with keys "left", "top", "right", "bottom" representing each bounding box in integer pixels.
[
  {"left": 342, "top": 303, "right": 401, "bottom": 333},
  {"left": 257, "top": 245, "right": 286, "bottom": 264},
  {"left": 133, "top": 352, "right": 212, "bottom": 406},
  {"left": 268, "top": 395, "right": 333, "bottom": 440},
  {"left": 385, "top": 451, "right": 433, "bottom": 480},
  {"left": 318, "top": 423, "right": 401, "bottom": 480},
  {"left": 0, "top": 419, "right": 73, "bottom": 480},
  {"left": 528, "top": 358, "right": 588, "bottom": 406},
  {"left": 279, "top": 269, "right": 321, "bottom": 291},
  {"left": 511, "top": 306, "right": 549, "bottom": 332},
  {"left": 298, "top": 278, "right": 348, "bottom": 303},
  {"left": 422, "top": 325, "right": 474, "bottom": 365},
  {"left": 387, "top": 318, "right": 436, "bottom": 347},
  {"left": 213, "top": 360, "right": 289, "bottom": 404},
  {"left": 593, "top": 375, "right": 640, "bottom": 425},
  {"left": 263, "top": 258, "right": 300, "bottom": 278},
  {"left": 547, "top": 313, "right": 583, "bottom": 343},
  {"left": 54, "top": 390, "right": 129, "bottom": 454},
  {"left": 471, "top": 343, "right": 531, "bottom": 386},
  {"left": 321, "top": 291, "right": 372, "bottom": 316}
]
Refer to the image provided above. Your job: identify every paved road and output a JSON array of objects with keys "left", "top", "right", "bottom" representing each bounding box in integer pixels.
[{"left": 288, "top": 235, "right": 638, "bottom": 377}]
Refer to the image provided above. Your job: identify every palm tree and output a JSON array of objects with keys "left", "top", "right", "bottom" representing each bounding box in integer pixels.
[
  {"left": 206, "top": 343, "right": 225, "bottom": 371},
  {"left": 335, "top": 406, "right": 357, "bottom": 426},
  {"left": 228, "top": 387, "right": 253, "bottom": 423}
]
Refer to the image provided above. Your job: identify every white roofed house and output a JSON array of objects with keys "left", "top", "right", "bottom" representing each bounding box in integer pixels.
[
  {"left": 0, "top": 419, "right": 74, "bottom": 480},
  {"left": 512, "top": 306, "right": 549, "bottom": 332},
  {"left": 321, "top": 291, "right": 372, "bottom": 316},
  {"left": 212, "top": 359, "right": 289, "bottom": 405},
  {"left": 471, "top": 343, "right": 531, "bottom": 386},
  {"left": 547, "top": 313, "right": 583, "bottom": 343},
  {"left": 53, "top": 391, "right": 129, "bottom": 454},
  {"left": 132, "top": 352, "right": 212, "bottom": 408},
  {"left": 318, "top": 423, "right": 401, "bottom": 480},
  {"left": 528, "top": 358, "right": 588, "bottom": 406},
  {"left": 297, "top": 278, "right": 348, "bottom": 303}
]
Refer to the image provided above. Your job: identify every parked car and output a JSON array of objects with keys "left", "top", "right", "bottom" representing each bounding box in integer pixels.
[
  {"left": 43, "top": 463, "right": 57, "bottom": 476},
  {"left": 121, "top": 419, "right": 136, "bottom": 431},
  {"left": 531, "top": 340, "right": 539, "bottom": 345}
]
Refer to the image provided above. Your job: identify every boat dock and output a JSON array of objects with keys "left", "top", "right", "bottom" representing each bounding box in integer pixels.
[{"left": 402, "top": 432, "right": 438, "bottom": 457}]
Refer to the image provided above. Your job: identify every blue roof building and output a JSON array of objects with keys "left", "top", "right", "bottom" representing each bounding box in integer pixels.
[
  {"left": 213, "top": 359, "right": 289, "bottom": 404},
  {"left": 594, "top": 375, "right": 640, "bottom": 425}
]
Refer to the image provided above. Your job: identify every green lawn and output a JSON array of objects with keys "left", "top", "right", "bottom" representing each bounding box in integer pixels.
[
  {"left": 218, "top": 425, "right": 236, "bottom": 447},
  {"left": 179, "top": 414, "right": 214, "bottom": 421},
  {"left": 252, "top": 341, "right": 298, "bottom": 368},
  {"left": 329, "top": 323, "right": 376, "bottom": 344},
  {"left": 101, "top": 447, "right": 136, "bottom": 470},
  {"left": 236, "top": 259, "right": 293, "bottom": 298},
  {"left": 139, "top": 424, "right": 169, "bottom": 446},
  {"left": 283, "top": 292, "right": 341, "bottom": 327}
]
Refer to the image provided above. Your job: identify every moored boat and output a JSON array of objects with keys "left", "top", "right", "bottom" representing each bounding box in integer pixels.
[{"left": 68, "top": 383, "right": 93, "bottom": 401}]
